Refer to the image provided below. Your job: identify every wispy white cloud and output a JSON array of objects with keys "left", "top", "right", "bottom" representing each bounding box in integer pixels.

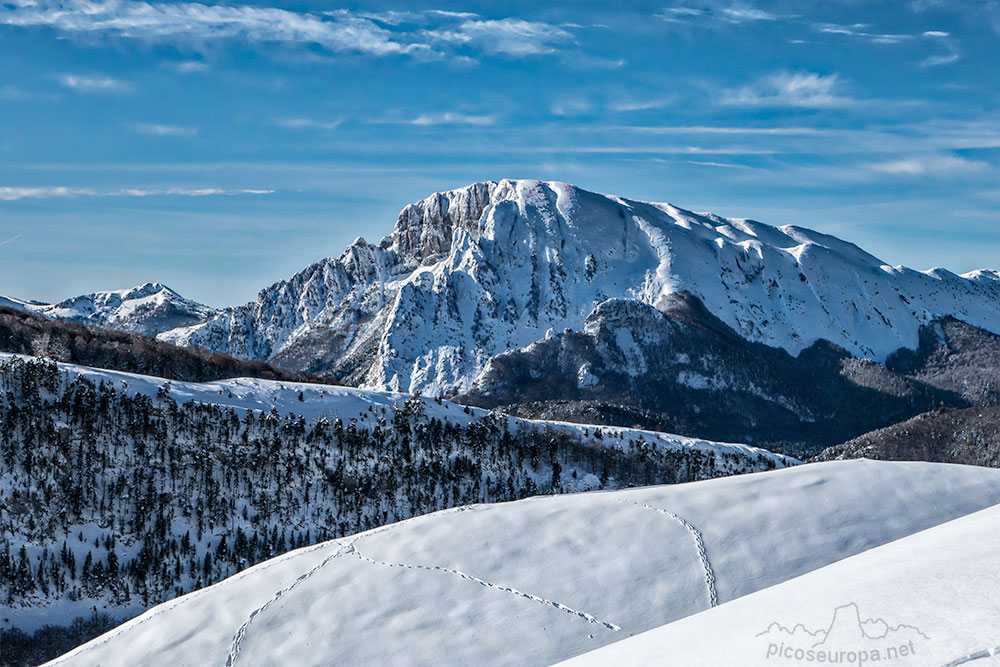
[
  {"left": 331, "top": 9, "right": 480, "bottom": 26},
  {"left": 718, "top": 6, "right": 794, "bottom": 22},
  {"left": 172, "top": 60, "right": 209, "bottom": 73},
  {"left": 722, "top": 71, "right": 854, "bottom": 108},
  {"left": 4, "top": 1, "right": 423, "bottom": 56},
  {"left": 58, "top": 73, "right": 130, "bottom": 93},
  {"left": 608, "top": 95, "right": 675, "bottom": 112},
  {"left": 917, "top": 29, "right": 961, "bottom": 67},
  {"left": 553, "top": 145, "right": 777, "bottom": 155},
  {"left": 920, "top": 52, "right": 960, "bottom": 67},
  {"left": 657, "top": 7, "right": 710, "bottom": 23},
  {"left": 550, "top": 97, "right": 593, "bottom": 116},
  {"left": 275, "top": 117, "right": 345, "bottom": 131},
  {"left": 658, "top": 3, "right": 793, "bottom": 24},
  {"left": 0, "top": 233, "right": 24, "bottom": 247},
  {"left": 871, "top": 155, "right": 989, "bottom": 176},
  {"left": 810, "top": 22, "right": 913, "bottom": 44},
  {"left": 0, "top": 84, "right": 48, "bottom": 101},
  {"left": 686, "top": 160, "right": 751, "bottom": 168},
  {"left": 0, "top": 186, "right": 273, "bottom": 201},
  {"left": 0, "top": 186, "right": 97, "bottom": 200},
  {"left": 2, "top": 1, "right": 571, "bottom": 59},
  {"left": 135, "top": 123, "right": 198, "bottom": 136},
  {"left": 659, "top": 3, "right": 950, "bottom": 49},
  {"left": 617, "top": 124, "right": 832, "bottom": 136},
  {"left": 424, "top": 18, "right": 572, "bottom": 56},
  {"left": 409, "top": 112, "right": 498, "bottom": 126}
]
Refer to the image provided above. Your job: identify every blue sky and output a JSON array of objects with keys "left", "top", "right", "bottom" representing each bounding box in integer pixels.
[{"left": 1, "top": 0, "right": 998, "bottom": 307}]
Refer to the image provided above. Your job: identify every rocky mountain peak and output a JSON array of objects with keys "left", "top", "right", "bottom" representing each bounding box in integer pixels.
[
  {"left": 386, "top": 180, "right": 497, "bottom": 265},
  {"left": 150, "top": 180, "right": 1000, "bottom": 396}
]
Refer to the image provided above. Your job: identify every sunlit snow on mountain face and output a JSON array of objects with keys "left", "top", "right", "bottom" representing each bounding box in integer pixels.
[{"left": 154, "top": 180, "right": 1000, "bottom": 395}]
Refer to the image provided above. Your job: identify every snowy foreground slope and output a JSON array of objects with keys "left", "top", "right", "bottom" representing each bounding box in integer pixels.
[
  {"left": 562, "top": 501, "right": 1000, "bottom": 667},
  {"left": 158, "top": 179, "right": 1000, "bottom": 394},
  {"left": 48, "top": 461, "right": 1000, "bottom": 667}
]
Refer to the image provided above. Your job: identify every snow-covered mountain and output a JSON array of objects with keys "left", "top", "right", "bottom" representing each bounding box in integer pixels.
[
  {"left": 157, "top": 179, "right": 1000, "bottom": 395},
  {"left": 46, "top": 460, "right": 1000, "bottom": 666},
  {"left": 2, "top": 282, "right": 216, "bottom": 337},
  {"left": 563, "top": 496, "right": 1000, "bottom": 666}
]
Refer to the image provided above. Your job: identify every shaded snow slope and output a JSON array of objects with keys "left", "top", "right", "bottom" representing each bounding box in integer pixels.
[
  {"left": 158, "top": 180, "right": 1000, "bottom": 394},
  {"left": 562, "top": 501, "right": 1000, "bottom": 667},
  {"left": 48, "top": 460, "right": 1000, "bottom": 667},
  {"left": 1, "top": 282, "right": 216, "bottom": 337}
]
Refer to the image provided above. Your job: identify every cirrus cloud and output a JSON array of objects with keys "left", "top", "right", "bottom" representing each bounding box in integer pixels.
[
  {"left": 722, "top": 71, "right": 855, "bottom": 108},
  {"left": 58, "top": 73, "right": 130, "bottom": 93},
  {"left": 4, "top": 0, "right": 419, "bottom": 56},
  {"left": 0, "top": 186, "right": 274, "bottom": 201},
  {"left": 423, "top": 18, "right": 573, "bottom": 56},
  {"left": 1, "top": 1, "right": 573, "bottom": 60},
  {"left": 135, "top": 123, "right": 198, "bottom": 136},
  {"left": 871, "top": 155, "right": 989, "bottom": 176}
]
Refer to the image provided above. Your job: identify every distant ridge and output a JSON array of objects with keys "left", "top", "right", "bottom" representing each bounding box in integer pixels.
[{"left": 1, "top": 281, "right": 217, "bottom": 337}]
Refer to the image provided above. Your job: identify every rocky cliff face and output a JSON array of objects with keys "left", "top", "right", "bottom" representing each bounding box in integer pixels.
[{"left": 157, "top": 179, "right": 1000, "bottom": 396}]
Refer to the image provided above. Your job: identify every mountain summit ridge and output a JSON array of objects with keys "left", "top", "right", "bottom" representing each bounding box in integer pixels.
[
  {"left": 5, "top": 180, "right": 998, "bottom": 395},
  {"left": 158, "top": 179, "right": 1000, "bottom": 394}
]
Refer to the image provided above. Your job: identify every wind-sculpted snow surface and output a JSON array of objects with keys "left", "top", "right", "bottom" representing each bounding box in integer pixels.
[
  {"left": 158, "top": 180, "right": 1000, "bottom": 394},
  {"left": 48, "top": 461, "right": 1000, "bottom": 667},
  {"left": 561, "top": 501, "right": 1000, "bottom": 667}
]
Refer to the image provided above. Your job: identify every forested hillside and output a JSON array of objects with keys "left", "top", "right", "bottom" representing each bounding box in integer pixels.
[{"left": 0, "top": 355, "right": 790, "bottom": 664}]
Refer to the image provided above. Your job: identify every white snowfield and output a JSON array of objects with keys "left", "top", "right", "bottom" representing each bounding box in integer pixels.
[
  {"left": 561, "top": 501, "right": 1000, "bottom": 667},
  {"left": 47, "top": 460, "right": 1000, "bottom": 667}
]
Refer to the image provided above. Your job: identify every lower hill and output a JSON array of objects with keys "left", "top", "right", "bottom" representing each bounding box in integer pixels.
[
  {"left": 0, "top": 353, "right": 790, "bottom": 665},
  {"left": 813, "top": 405, "right": 1000, "bottom": 466},
  {"left": 460, "top": 293, "right": 1000, "bottom": 458},
  {"left": 43, "top": 460, "right": 1000, "bottom": 667},
  {"left": 0, "top": 306, "right": 329, "bottom": 384}
]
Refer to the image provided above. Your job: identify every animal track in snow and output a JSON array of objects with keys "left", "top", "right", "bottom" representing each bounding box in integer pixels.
[
  {"left": 47, "top": 538, "right": 341, "bottom": 666},
  {"left": 616, "top": 498, "right": 718, "bottom": 607},
  {"left": 226, "top": 541, "right": 354, "bottom": 666},
  {"left": 348, "top": 542, "right": 621, "bottom": 632},
  {"left": 227, "top": 505, "right": 486, "bottom": 665}
]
